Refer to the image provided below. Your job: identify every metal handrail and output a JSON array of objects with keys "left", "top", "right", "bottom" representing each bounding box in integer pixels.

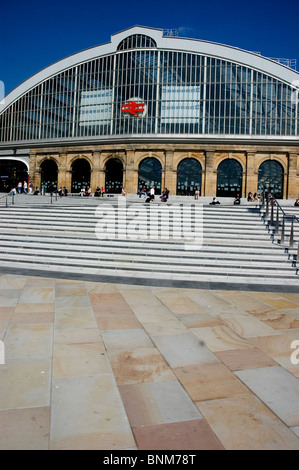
[
  {"left": 260, "top": 192, "right": 299, "bottom": 274},
  {"left": 0, "top": 191, "right": 15, "bottom": 207}
]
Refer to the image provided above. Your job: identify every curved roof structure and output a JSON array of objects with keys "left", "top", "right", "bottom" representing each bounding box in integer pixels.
[{"left": 1, "top": 25, "right": 299, "bottom": 145}]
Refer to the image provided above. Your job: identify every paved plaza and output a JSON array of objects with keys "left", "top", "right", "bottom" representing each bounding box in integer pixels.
[{"left": 0, "top": 272, "right": 299, "bottom": 450}]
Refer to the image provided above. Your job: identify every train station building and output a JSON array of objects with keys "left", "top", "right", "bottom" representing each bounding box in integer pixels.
[{"left": 0, "top": 25, "right": 298, "bottom": 198}]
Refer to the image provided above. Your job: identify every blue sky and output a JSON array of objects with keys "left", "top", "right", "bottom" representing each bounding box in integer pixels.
[{"left": 1, "top": 0, "right": 299, "bottom": 95}]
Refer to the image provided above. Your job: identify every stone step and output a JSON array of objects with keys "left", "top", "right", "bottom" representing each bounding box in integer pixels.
[
  {"left": 0, "top": 233, "right": 291, "bottom": 255},
  {"left": 0, "top": 253, "right": 295, "bottom": 278},
  {"left": 0, "top": 245, "right": 292, "bottom": 268},
  {"left": 0, "top": 197, "right": 297, "bottom": 290},
  {"left": 0, "top": 238, "right": 288, "bottom": 258}
]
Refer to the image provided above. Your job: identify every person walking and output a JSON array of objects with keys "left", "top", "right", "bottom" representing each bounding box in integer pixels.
[{"left": 150, "top": 185, "right": 155, "bottom": 202}]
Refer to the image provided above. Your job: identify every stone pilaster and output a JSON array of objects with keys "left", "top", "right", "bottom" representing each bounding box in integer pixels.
[
  {"left": 246, "top": 152, "right": 258, "bottom": 197},
  {"left": 204, "top": 151, "right": 217, "bottom": 197},
  {"left": 288, "top": 153, "right": 299, "bottom": 199},
  {"left": 124, "top": 150, "right": 138, "bottom": 194},
  {"left": 164, "top": 150, "right": 176, "bottom": 196}
]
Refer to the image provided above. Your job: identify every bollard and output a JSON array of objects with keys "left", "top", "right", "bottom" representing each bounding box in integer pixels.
[
  {"left": 275, "top": 206, "right": 279, "bottom": 234},
  {"left": 270, "top": 203, "right": 274, "bottom": 225},
  {"left": 289, "top": 218, "right": 294, "bottom": 248},
  {"left": 5, "top": 196, "right": 7, "bottom": 208},
  {"left": 281, "top": 216, "right": 285, "bottom": 244}
]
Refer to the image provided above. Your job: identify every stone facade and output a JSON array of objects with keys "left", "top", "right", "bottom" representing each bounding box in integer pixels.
[{"left": 29, "top": 142, "right": 299, "bottom": 199}]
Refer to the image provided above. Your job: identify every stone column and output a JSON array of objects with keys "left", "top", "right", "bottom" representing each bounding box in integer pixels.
[
  {"left": 57, "top": 167, "right": 66, "bottom": 189},
  {"left": 164, "top": 150, "right": 176, "bottom": 195},
  {"left": 57, "top": 154, "right": 68, "bottom": 190},
  {"left": 64, "top": 170, "right": 72, "bottom": 191},
  {"left": 91, "top": 152, "right": 101, "bottom": 190},
  {"left": 288, "top": 153, "right": 299, "bottom": 199},
  {"left": 204, "top": 151, "right": 217, "bottom": 197},
  {"left": 29, "top": 154, "right": 39, "bottom": 189},
  {"left": 246, "top": 152, "right": 258, "bottom": 197},
  {"left": 125, "top": 150, "right": 138, "bottom": 194}
]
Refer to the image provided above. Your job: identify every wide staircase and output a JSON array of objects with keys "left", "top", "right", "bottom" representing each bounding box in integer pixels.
[{"left": 0, "top": 194, "right": 298, "bottom": 291}]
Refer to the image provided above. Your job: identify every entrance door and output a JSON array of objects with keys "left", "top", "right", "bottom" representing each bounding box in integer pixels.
[
  {"left": 217, "top": 159, "right": 242, "bottom": 197},
  {"left": 138, "top": 157, "right": 162, "bottom": 195},
  {"left": 105, "top": 158, "right": 123, "bottom": 194},
  {"left": 177, "top": 158, "right": 202, "bottom": 196},
  {"left": 71, "top": 159, "right": 91, "bottom": 193},
  {"left": 41, "top": 159, "right": 58, "bottom": 192},
  {"left": 258, "top": 160, "right": 284, "bottom": 199}
]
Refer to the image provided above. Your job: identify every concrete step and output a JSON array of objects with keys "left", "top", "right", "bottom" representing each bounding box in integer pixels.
[{"left": 0, "top": 198, "right": 297, "bottom": 290}]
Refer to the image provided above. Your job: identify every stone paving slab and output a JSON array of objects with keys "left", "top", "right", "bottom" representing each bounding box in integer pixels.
[{"left": 0, "top": 273, "right": 299, "bottom": 450}]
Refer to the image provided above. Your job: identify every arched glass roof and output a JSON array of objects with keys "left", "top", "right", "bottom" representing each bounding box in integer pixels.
[{"left": 0, "top": 26, "right": 298, "bottom": 145}]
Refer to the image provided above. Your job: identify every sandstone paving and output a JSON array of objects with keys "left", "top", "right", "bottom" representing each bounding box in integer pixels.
[{"left": 0, "top": 273, "right": 299, "bottom": 450}]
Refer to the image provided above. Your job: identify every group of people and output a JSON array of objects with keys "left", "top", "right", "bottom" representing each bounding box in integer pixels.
[
  {"left": 137, "top": 186, "right": 170, "bottom": 203},
  {"left": 58, "top": 187, "right": 68, "bottom": 197},
  {"left": 247, "top": 192, "right": 259, "bottom": 202},
  {"left": 10, "top": 181, "right": 34, "bottom": 195},
  {"left": 94, "top": 187, "right": 106, "bottom": 197},
  {"left": 210, "top": 194, "right": 241, "bottom": 205}
]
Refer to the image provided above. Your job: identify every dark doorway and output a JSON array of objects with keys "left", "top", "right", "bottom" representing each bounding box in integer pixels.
[
  {"left": 138, "top": 157, "right": 162, "bottom": 195},
  {"left": 0, "top": 159, "right": 28, "bottom": 193},
  {"left": 41, "top": 159, "right": 58, "bottom": 192},
  {"left": 258, "top": 160, "right": 284, "bottom": 199},
  {"left": 105, "top": 158, "right": 123, "bottom": 194},
  {"left": 217, "top": 159, "right": 243, "bottom": 197},
  {"left": 177, "top": 158, "right": 202, "bottom": 195},
  {"left": 71, "top": 159, "right": 91, "bottom": 193}
]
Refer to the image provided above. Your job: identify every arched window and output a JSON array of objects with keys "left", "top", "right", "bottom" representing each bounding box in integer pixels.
[
  {"left": 105, "top": 158, "right": 123, "bottom": 194},
  {"left": 71, "top": 159, "right": 91, "bottom": 193},
  {"left": 177, "top": 158, "right": 202, "bottom": 195},
  {"left": 258, "top": 160, "right": 284, "bottom": 199},
  {"left": 217, "top": 159, "right": 243, "bottom": 197},
  {"left": 40, "top": 159, "right": 58, "bottom": 192},
  {"left": 138, "top": 158, "right": 162, "bottom": 195},
  {"left": 117, "top": 35, "right": 157, "bottom": 51}
]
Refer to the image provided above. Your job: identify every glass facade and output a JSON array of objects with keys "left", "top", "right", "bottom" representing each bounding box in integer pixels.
[
  {"left": 138, "top": 158, "right": 162, "bottom": 194},
  {"left": 177, "top": 158, "right": 202, "bottom": 195},
  {"left": 1, "top": 33, "right": 298, "bottom": 143},
  {"left": 258, "top": 160, "right": 284, "bottom": 199},
  {"left": 217, "top": 159, "right": 243, "bottom": 197}
]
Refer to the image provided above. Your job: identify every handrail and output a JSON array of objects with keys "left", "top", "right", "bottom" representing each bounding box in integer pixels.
[
  {"left": 0, "top": 191, "right": 15, "bottom": 207},
  {"left": 259, "top": 191, "right": 299, "bottom": 274}
]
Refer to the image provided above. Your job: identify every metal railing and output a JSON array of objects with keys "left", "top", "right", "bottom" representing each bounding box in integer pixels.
[
  {"left": 259, "top": 192, "right": 299, "bottom": 274},
  {"left": 0, "top": 192, "right": 15, "bottom": 207}
]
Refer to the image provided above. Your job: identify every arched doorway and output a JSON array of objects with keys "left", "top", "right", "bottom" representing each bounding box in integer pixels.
[
  {"left": 41, "top": 159, "right": 58, "bottom": 192},
  {"left": 0, "top": 159, "right": 28, "bottom": 193},
  {"left": 217, "top": 159, "right": 243, "bottom": 197},
  {"left": 177, "top": 158, "right": 202, "bottom": 195},
  {"left": 258, "top": 160, "right": 284, "bottom": 199},
  {"left": 138, "top": 157, "right": 162, "bottom": 195},
  {"left": 71, "top": 159, "right": 91, "bottom": 193},
  {"left": 105, "top": 158, "right": 123, "bottom": 194}
]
